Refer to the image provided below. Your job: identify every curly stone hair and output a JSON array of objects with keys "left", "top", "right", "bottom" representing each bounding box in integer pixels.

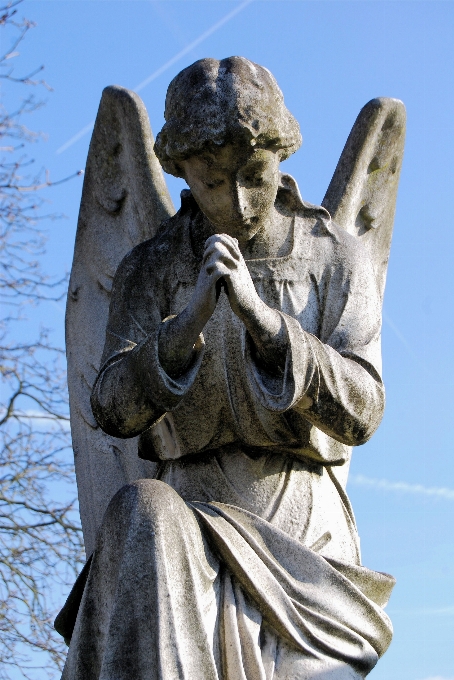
[{"left": 154, "top": 56, "right": 302, "bottom": 177}]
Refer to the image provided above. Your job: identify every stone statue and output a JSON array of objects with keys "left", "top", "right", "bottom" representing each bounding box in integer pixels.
[{"left": 57, "top": 57, "right": 406, "bottom": 679}]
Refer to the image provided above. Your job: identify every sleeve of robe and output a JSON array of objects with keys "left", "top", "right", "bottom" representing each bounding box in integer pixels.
[
  {"left": 245, "top": 232, "right": 385, "bottom": 448},
  {"left": 91, "top": 243, "right": 205, "bottom": 438}
]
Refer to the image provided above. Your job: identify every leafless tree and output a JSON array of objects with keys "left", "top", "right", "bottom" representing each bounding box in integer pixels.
[{"left": 0, "top": 2, "right": 84, "bottom": 677}]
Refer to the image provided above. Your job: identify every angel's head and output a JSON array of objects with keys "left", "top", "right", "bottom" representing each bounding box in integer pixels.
[{"left": 154, "top": 56, "right": 302, "bottom": 241}]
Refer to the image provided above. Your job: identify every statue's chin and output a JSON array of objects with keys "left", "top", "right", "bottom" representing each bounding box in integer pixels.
[{"left": 211, "top": 219, "right": 261, "bottom": 243}]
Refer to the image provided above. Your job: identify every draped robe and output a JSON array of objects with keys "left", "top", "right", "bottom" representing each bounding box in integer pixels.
[{"left": 59, "top": 186, "right": 395, "bottom": 680}]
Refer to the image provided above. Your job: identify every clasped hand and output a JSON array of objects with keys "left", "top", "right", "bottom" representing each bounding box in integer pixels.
[
  {"left": 194, "top": 233, "right": 259, "bottom": 324},
  {"left": 158, "top": 234, "right": 287, "bottom": 378}
]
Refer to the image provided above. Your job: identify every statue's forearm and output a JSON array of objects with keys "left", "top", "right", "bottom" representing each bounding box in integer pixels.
[
  {"left": 158, "top": 296, "right": 209, "bottom": 379},
  {"left": 92, "top": 312, "right": 207, "bottom": 438},
  {"left": 301, "top": 353, "right": 385, "bottom": 447},
  {"left": 241, "top": 308, "right": 384, "bottom": 448},
  {"left": 290, "top": 329, "right": 385, "bottom": 446},
  {"left": 91, "top": 345, "right": 166, "bottom": 437},
  {"left": 238, "top": 298, "right": 288, "bottom": 374}
]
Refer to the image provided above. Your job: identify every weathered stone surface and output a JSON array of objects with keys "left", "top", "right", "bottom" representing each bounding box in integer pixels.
[
  {"left": 322, "top": 97, "right": 406, "bottom": 301},
  {"left": 61, "top": 56, "right": 405, "bottom": 679},
  {"left": 66, "top": 85, "right": 174, "bottom": 557}
]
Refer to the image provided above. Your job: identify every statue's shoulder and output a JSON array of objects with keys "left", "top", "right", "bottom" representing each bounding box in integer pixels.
[
  {"left": 114, "top": 204, "right": 191, "bottom": 288},
  {"left": 293, "top": 202, "right": 372, "bottom": 277},
  {"left": 279, "top": 173, "right": 346, "bottom": 246},
  {"left": 325, "top": 218, "right": 373, "bottom": 272}
]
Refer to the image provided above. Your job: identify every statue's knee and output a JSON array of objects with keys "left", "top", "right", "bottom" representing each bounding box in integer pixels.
[{"left": 107, "top": 479, "right": 184, "bottom": 527}]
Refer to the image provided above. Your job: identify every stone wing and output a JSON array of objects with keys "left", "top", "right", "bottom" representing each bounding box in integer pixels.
[
  {"left": 322, "top": 98, "right": 406, "bottom": 303},
  {"left": 66, "top": 86, "right": 175, "bottom": 556}
]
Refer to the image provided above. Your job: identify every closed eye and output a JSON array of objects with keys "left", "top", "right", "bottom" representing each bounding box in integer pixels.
[
  {"left": 239, "top": 162, "right": 268, "bottom": 187},
  {"left": 244, "top": 175, "right": 264, "bottom": 185},
  {"left": 204, "top": 179, "right": 225, "bottom": 189}
]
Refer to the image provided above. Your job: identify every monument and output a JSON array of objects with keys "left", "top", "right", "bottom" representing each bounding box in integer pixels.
[{"left": 56, "top": 57, "right": 406, "bottom": 679}]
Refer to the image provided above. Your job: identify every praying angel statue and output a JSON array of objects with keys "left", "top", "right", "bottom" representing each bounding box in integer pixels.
[{"left": 56, "top": 57, "right": 406, "bottom": 680}]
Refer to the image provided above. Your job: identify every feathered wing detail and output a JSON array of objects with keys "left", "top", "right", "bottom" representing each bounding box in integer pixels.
[
  {"left": 321, "top": 98, "right": 405, "bottom": 492},
  {"left": 66, "top": 86, "right": 175, "bottom": 555},
  {"left": 322, "top": 97, "right": 406, "bottom": 303}
]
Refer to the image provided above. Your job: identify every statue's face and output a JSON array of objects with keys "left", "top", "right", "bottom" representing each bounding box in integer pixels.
[{"left": 179, "top": 142, "right": 280, "bottom": 243}]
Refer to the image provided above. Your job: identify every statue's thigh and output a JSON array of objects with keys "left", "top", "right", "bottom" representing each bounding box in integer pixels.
[
  {"left": 64, "top": 482, "right": 222, "bottom": 679},
  {"left": 100, "top": 478, "right": 220, "bottom": 575}
]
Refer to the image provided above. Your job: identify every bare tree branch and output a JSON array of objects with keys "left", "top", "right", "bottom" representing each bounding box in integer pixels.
[{"left": 0, "top": 3, "right": 84, "bottom": 678}]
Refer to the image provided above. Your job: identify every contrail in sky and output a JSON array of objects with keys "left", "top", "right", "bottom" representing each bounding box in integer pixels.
[
  {"left": 56, "top": 0, "right": 254, "bottom": 155},
  {"left": 349, "top": 474, "right": 454, "bottom": 501},
  {"left": 134, "top": 0, "right": 254, "bottom": 93}
]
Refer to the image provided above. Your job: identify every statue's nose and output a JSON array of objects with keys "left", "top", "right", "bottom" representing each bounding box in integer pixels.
[{"left": 232, "top": 183, "right": 248, "bottom": 218}]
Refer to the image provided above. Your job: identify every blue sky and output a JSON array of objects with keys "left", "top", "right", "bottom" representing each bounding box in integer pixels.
[{"left": 9, "top": 1, "right": 454, "bottom": 678}]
